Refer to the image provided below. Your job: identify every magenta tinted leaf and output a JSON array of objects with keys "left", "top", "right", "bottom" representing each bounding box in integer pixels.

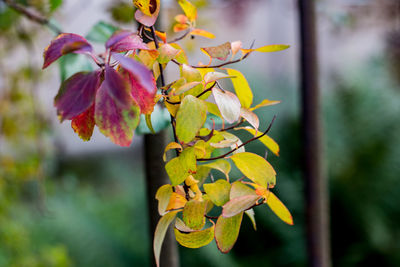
[
  {"left": 71, "top": 104, "right": 95, "bottom": 141},
  {"left": 121, "top": 68, "right": 157, "bottom": 114},
  {"left": 54, "top": 71, "right": 101, "bottom": 121},
  {"left": 43, "top": 33, "right": 92, "bottom": 69},
  {"left": 113, "top": 53, "right": 157, "bottom": 95},
  {"left": 104, "top": 66, "right": 134, "bottom": 108},
  {"left": 106, "top": 31, "right": 148, "bottom": 52},
  {"left": 94, "top": 82, "right": 140, "bottom": 146}
]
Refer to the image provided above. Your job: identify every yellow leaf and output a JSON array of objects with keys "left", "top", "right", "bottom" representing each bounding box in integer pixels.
[
  {"left": 173, "top": 81, "right": 202, "bottom": 96},
  {"left": 134, "top": 0, "right": 160, "bottom": 27},
  {"left": 177, "top": 0, "right": 197, "bottom": 22},
  {"left": 225, "top": 68, "right": 253, "bottom": 108},
  {"left": 245, "top": 209, "right": 257, "bottom": 230},
  {"left": 179, "top": 147, "right": 197, "bottom": 173},
  {"left": 205, "top": 102, "right": 222, "bottom": 118},
  {"left": 175, "top": 95, "right": 207, "bottom": 143},
  {"left": 199, "top": 159, "right": 231, "bottom": 179},
  {"left": 203, "top": 179, "right": 231, "bottom": 206},
  {"left": 190, "top": 29, "right": 215, "bottom": 39},
  {"left": 154, "top": 210, "right": 179, "bottom": 267},
  {"left": 173, "top": 23, "right": 189, "bottom": 32},
  {"left": 180, "top": 64, "right": 203, "bottom": 96},
  {"left": 222, "top": 194, "right": 261, "bottom": 218},
  {"left": 182, "top": 200, "right": 207, "bottom": 230},
  {"left": 266, "top": 192, "right": 294, "bottom": 225},
  {"left": 230, "top": 181, "right": 257, "bottom": 199},
  {"left": 215, "top": 212, "right": 243, "bottom": 253},
  {"left": 241, "top": 44, "right": 290, "bottom": 54},
  {"left": 230, "top": 152, "right": 276, "bottom": 188},
  {"left": 166, "top": 192, "right": 187, "bottom": 211},
  {"left": 155, "top": 30, "right": 167, "bottom": 43},
  {"left": 250, "top": 99, "right": 281, "bottom": 111},
  {"left": 174, "top": 224, "right": 215, "bottom": 248},
  {"left": 156, "top": 184, "right": 173, "bottom": 215},
  {"left": 239, "top": 127, "right": 280, "bottom": 156},
  {"left": 163, "top": 142, "right": 183, "bottom": 161},
  {"left": 169, "top": 43, "right": 188, "bottom": 64},
  {"left": 157, "top": 43, "right": 181, "bottom": 64},
  {"left": 219, "top": 131, "right": 245, "bottom": 154},
  {"left": 165, "top": 157, "right": 188, "bottom": 185}
]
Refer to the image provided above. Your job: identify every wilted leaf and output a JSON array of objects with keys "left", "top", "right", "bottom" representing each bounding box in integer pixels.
[
  {"left": 174, "top": 224, "right": 214, "bottom": 248},
  {"left": 203, "top": 179, "right": 231, "bottom": 206},
  {"left": 215, "top": 213, "right": 243, "bottom": 253},
  {"left": 230, "top": 181, "right": 257, "bottom": 199},
  {"left": 156, "top": 184, "right": 173, "bottom": 215},
  {"left": 266, "top": 192, "right": 294, "bottom": 225},
  {"left": 222, "top": 194, "right": 261, "bottom": 218},
  {"left": 55, "top": 71, "right": 101, "bottom": 121},
  {"left": 176, "top": 95, "right": 207, "bottom": 143},
  {"left": 94, "top": 81, "right": 140, "bottom": 146},
  {"left": 154, "top": 210, "right": 179, "bottom": 267},
  {"left": 240, "top": 108, "right": 259, "bottom": 130},
  {"left": 201, "top": 42, "right": 231, "bottom": 62},
  {"left": 71, "top": 104, "right": 95, "bottom": 141},
  {"left": 183, "top": 200, "right": 207, "bottom": 230},
  {"left": 190, "top": 29, "right": 215, "bottom": 39},
  {"left": 230, "top": 152, "right": 276, "bottom": 188},
  {"left": 163, "top": 142, "right": 183, "bottom": 161},
  {"left": 225, "top": 68, "right": 253, "bottom": 108},
  {"left": 250, "top": 99, "right": 281, "bottom": 111},
  {"left": 199, "top": 159, "right": 231, "bottom": 179},
  {"left": 239, "top": 127, "right": 279, "bottom": 156},
  {"left": 177, "top": 0, "right": 197, "bottom": 22},
  {"left": 212, "top": 88, "right": 241, "bottom": 124},
  {"left": 43, "top": 33, "right": 92, "bottom": 69}
]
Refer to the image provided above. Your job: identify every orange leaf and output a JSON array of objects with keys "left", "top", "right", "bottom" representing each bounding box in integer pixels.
[{"left": 190, "top": 29, "right": 215, "bottom": 39}]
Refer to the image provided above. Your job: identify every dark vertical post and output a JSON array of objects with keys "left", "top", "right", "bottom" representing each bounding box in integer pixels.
[
  {"left": 298, "top": 0, "right": 331, "bottom": 267},
  {"left": 144, "top": 132, "right": 180, "bottom": 267}
]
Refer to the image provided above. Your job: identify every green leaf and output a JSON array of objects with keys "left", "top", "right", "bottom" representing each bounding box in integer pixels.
[
  {"left": 157, "top": 44, "right": 180, "bottom": 64},
  {"left": 199, "top": 159, "right": 231, "bottom": 179},
  {"left": 165, "top": 157, "right": 188, "bottom": 185},
  {"left": 58, "top": 54, "right": 93, "bottom": 82},
  {"left": 136, "top": 105, "right": 170, "bottom": 134},
  {"left": 215, "top": 212, "right": 243, "bottom": 253},
  {"left": 182, "top": 200, "right": 207, "bottom": 230},
  {"left": 154, "top": 210, "right": 179, "bottom": 267},
  {"left": 174, "top": 224, "right": 215, "bottom": 249},
  {"left": 86, "top": 21, "right": 118, "bottom": 43},
  {"left": 49, "top": 0, "right": 63, "bottom": 11},
  {"left": 180, "top": 64, "right": 203, "bottom": 96},
  {"left": 193, "top": 166, "right": 210, "bottom": 185},
  {"left": 175, "top": 95, "right": 207, "bottom": 143},
  {"left": 225, "top": 68, "right": 253, "bottom": 108},
  {"left": 156, "top": 184, "right": 173, "bottom": 216},
  {"left": 266, "top": 192, "right": 294, "bottom": 225},
  {"left": 219, "top": 131, "right": 245, "bottom": 154},
  {"left": 179, "top": 147, "right": 197, "bottom": 173},
  {"left": 212, "top": 88, "right": 241, "bottom": 124},
  {"left": 239, "top": 127, "right": 280, "bottom": 156},
  {"left": 203, "top": 179, "right": 231, "bottom": 206},
  {"left": 230, "top": 152, "right": 276, "bottom": 187},
  {"left": 230, "top": 181, "right": 257, "bottom": 199},
  {"left": 222, "top": 194, "right": 261, "bottom": 218}
]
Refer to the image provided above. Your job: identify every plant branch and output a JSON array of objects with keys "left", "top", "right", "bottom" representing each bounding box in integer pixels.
[
  {"left": 2, "top": 0, "right": 62, "bottom": 34},
  {"left": 168, "top": 29, "right": 191, "bottom": 43},
  {"left": 164, "top": 82, "right": 216, "bottom": 105},
  {"left": 219, "top": 119, "right": 244, "bottom": 131},
  {"left": 197, "top": 115, "right": 276, "bottom": 161}
]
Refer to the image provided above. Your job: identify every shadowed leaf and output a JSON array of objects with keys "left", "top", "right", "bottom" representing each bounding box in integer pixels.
[
  {"left": 106, "top": 31, "right": 148, "bottom": 52},
  {"left": 104, "top": 66, "right": 133, "bottom": 108},
  {"left": 174, "top": 224, "right": 214, "bottom": 249},
  {"left": 222, "top": 195, "right": 261, "bottom": 218},
  {"left": 204, "top": 179, "right": 231, "bottom": 206},
  {"left": 199, "top": 159, "right": 231, "bottom": 179},
  {"left": 156, "top": 184, "right": 173, "bottom": 215},
  {"left": 215, "top": 212, "right": 243, "bottom": 253},
  {"left": 71, "top": 104, "right": 95, "bottom": 141},
  {"left": 238, "top": 127, "right": 280, "bottom": 156},
  {"left": 230, "top": 181, "right": 257, "bottom": 199},
  {"left": 182, "top": 200, "right": 207, "bottom": 230},
  {"left": 154, "top": 210, "right": 179, "bottom": 267}
]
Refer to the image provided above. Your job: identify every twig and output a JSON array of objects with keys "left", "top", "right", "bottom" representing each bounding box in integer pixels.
[
  {"left": 165, "top": 82, "right": 216, "bottom": 105},
  {"left": 219, "top": 119, "right": 244, "bottom": 132},
  {"left": 3, "top": 0, "right": 62, "bottom": 34},
  {"left": 168, "top": 29, "right": 191, "bottom": 43},
  {"left": 197, "top": 115, "right": 276, "bottom": 161}
]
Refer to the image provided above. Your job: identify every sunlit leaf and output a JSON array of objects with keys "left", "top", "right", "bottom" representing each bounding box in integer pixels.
[
  {"left": 249, "top": 99, "right": 281, "bottom": 111},
  {"left": 180, "top": 64, "right": 203, "bottom": 96},
  {"left": 241, "top": 44, "right": 290, "bottom": 54},
  {"left": 203, "top": 71, "right": 235, "bottom": 86},
  {"left": 240, "top": 108, "right": 259, "bottom": 130},
  {"left": 175, "top": 95, "right": 207, "bottom": 143},
  {"left": 106, "top": 31, "right": 148, "bottom": 52},
  {"left": 54, "top": 71, "right": 101, "bottom": 121},
  {"left": 166, "top": 192, "right": 187, "bottom": 211},
  {"left": 230, "top": 181, "right": 257, "bottom": 199},
  {"left": 203, "top": 179, "right": 231, "bottom": 206},
  {"left": 212, "top": 88, "right": 241, "bottom": 124},
  {"left": 215, "top": 212, "right": 243, "bottom": 253},
  {"left": 155, "top": 30, "right": 167, "bottom": 43},
  {"left": 230, "top": 41, "right": 242, "bottom": 58},
  {"left": 165, "top": 157, "right": 188, "bottom": 185},
  {"left": 230, "top": 152, "right": 276, "bottom": 188},
  {"left": 177, "top": 0, "right": 197, "bottom": 22},
  {"left": 154, "top": 210, "right": 179, "bottom": 267},
  {"left": 266, "top": 192, "right": 294, "bottom": 225},
  {"left": 245, "top": 209, "right": 257, "bottom": 230},
  {"left": 163, "top": 142, "right": 183, "bottom": 161},
  {"left": 134, "top": 0, "right": 160, "bottom": 26},
  {"left": 182, "top": 200, "right": 207, "bottom": 230},
  {"left": 174, "top": 224, "right": 214, "bottom": 249},
  {"left": 170, "top": 43, "right": 188, "bottom": 64},
  {"left": 43, "top": 33, "right": 92, "bottom": 69},
  {"left": 94, "top": 80, "right": 140, "bottom": 146},
  {"left": 157, "top": 43, "right": 180, "bottom": 64},
  {"left": 173, "top": 82, "right": 202, "bottom": 96},
  {"left": 239, "top": 127, "right": 279, "bottom": 156},
  {"left": 225, "top": 68, "right": 253, "bottom": 108},
  {"left": 137, "top": 49, "right": 160, "bottom": 69},
  {"left": 156, "top": 184, "right": 173, "bottom": 215},
  {"left": 201, "top": 42, "right": 231, "bottom": 62},
  {"left": 190, "top": 29, "right": 215, "bottom": 39},
  {"left": 71, "top": 104, "right": 95, "bottom": 141},
  {"left": 222, "top": 194, "right": 261, "bottom": 218},
  {"left": 205, "top": 102, "right": 222, "bottom": 118}
]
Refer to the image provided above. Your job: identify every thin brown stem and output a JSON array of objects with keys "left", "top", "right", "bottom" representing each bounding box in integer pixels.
[
  {"left": 3, "top": 0, "right": 62, "bottom": 34},
  {"left": 165, "top": 82, "right": 216, "bottom": 105},
  {"left": 197, "top": 115, "right": 276, "bottom": 161},
  {"left": 168, "top": 29, "right": 191, "bottom": 43},
  {"left": 219, "top": 119, "right": 244, "bottom": 132}
]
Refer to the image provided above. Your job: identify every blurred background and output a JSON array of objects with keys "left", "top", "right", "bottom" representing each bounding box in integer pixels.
[{"left": 1, "top": 0, "right": 400, "bottom": 266}]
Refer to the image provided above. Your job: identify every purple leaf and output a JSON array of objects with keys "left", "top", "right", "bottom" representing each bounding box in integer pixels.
[
  {"left": 135, "top": 9, "right": 159, "bottom": 27},
  {"left": 113, "top": 53, "right": 157, "bottom": 95},
  {"left": 94, "top": 82, "right": 140, "bottom": 146},
  {"left": 104, "top": 66, "right": 134, "bottom": 108},
  {"left": 43, "top": 33, "right": 92, "bottom": 69},
  {"left": 54, "top": 71, "right": 101, "bottom": 121},
  {"left": 121, "top": 68, "right": 157, "bottom": 114},
  {"left": 106, "top": 31, "right": 148, "bottom": 52}
]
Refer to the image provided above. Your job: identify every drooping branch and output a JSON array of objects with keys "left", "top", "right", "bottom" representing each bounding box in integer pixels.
[
  {"left": 2, "top": 0, "right": 62, "bottom": 34},
  {"left": 171, "top": 53, "right": 251, "bottom": 69},
  {"left": 197, "top": 116, "right": 276, "bottom": 161},
  {"left": 164, "top": 82, "right": 217, "bottom": 105}
]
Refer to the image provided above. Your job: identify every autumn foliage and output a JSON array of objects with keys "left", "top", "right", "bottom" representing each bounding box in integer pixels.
[{"left": 42, "top": 0, "right": 293, "bottom": 266}]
